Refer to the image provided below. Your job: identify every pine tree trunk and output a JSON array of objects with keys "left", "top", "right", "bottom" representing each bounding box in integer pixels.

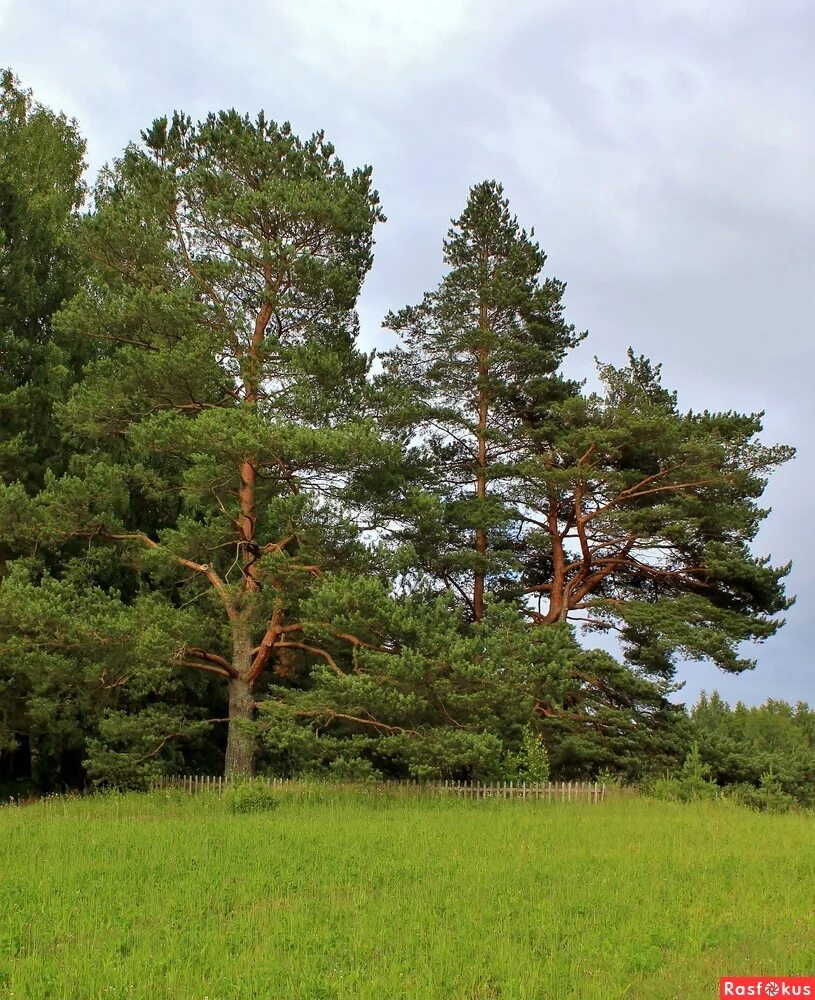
[
  {"left": 225, "top": 629, "right": 256, "bottom": 778},
  {"left": 473, "top": 312, "right": 489, "bottom": 621}
]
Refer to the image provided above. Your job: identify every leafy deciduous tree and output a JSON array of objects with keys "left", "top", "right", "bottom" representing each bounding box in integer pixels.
[{"left": 0, "top": 69, "right": 86, "bottom": 492}]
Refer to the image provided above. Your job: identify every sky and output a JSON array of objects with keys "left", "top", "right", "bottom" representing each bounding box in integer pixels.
[{"left": 2, "top": 0, "right": 813, "bottom": 707}]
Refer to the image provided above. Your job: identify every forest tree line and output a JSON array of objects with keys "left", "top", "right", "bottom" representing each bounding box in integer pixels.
[{"left": 1, "top": 69, "right": 811, "bottom": 804}]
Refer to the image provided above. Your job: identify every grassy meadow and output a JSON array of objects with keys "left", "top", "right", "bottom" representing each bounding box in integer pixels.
[{"left": 1, "top": 788, "right": 813, "bottom": 999}]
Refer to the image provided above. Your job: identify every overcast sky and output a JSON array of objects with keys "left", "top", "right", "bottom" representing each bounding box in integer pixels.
[{"left": 2, "top": 0, "right": 813, "bottom": 707}]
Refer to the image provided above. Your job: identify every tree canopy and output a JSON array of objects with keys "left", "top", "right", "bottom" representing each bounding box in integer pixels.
[{"left": 0, "top": 74, "right": 795, "bottom": 789}]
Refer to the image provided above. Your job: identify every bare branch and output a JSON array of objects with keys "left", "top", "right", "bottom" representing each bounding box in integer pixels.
[
  {"left": 98, "top": 531, "right": 240, "bottom": 622},
  {"left": 277, "top": 641, "right": 343, "bottom": 676},
  {"left": 175, "top": 660, "right": 232, "bottom": 679}
]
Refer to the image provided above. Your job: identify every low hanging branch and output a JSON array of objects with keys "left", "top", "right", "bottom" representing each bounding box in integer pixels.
[
  {"left": 86, "top": 528, "right": 240, "bottom": 621},
  {"left": 294, "top": 706, "right": 420, "bottom": 737},
  {"left": 277, "top": 641, "right": 341, "bottom": 675}
]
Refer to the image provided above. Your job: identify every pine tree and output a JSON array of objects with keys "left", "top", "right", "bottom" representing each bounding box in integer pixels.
[
  {"left": 0, "top": 110, "right": 388, "bottom": 777},
  {"left": 382, "top": 180, "right": 582, "bottom": 620},
  {"left": 255, "top": 580, "right": 683, "bottom": 782},
  {"left": 383, "top": 181, "right": 793, "bottom": 677},
  {"left": 515, "top": 351, "right": 793, "bottom": 673}
]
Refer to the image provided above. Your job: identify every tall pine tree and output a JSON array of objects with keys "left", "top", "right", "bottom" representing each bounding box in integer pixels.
[
  {"left": 1, "top": 110, "right": 389, "bottom": 776},
  {"left": 382, "top": 181, "right": 582, "bottom": 620},
  {"left": 382, "top": 180, "right": 792, "bottom": 685}
]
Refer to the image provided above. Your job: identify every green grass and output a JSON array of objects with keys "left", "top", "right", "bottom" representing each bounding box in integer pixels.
[{"left": 1, "top": 789, "right": 813, "bottom": 999}]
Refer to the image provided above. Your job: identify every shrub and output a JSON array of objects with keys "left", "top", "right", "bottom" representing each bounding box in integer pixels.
[
  {"left": 645, "top": 743, "right": 719, "bottom": 803},
  {"left": 596, "top": 768, "right": 625, "bottom": 788},
  {"left": 727, "top": 769, "right": 797, "bottom": 813},
  {"left": 324, "top": 757, "right": 383, "bottom": 783},
  {"left": 226, "top": 782, "right": 279, "bottom": 815},
  {"left": 503, "top": 727, "right": 550, "bottom": 784}
]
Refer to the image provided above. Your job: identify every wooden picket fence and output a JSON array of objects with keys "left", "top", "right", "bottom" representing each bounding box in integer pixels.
[{"left": 153, "top": 774, "right": 616, "bottom": 803}]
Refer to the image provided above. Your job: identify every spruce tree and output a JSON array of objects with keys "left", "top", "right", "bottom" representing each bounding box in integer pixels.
[{"left": 0, "top": 71, "right": 87, "bottom": 785}]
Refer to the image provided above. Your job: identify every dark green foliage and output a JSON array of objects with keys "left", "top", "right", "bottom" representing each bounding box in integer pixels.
[
  {"left": 503, "top": 725, "right": 550, "bottom": 784},
  {"left": 1, "top": 100, "right": 390, "bottom": 780},
  {"left": 646, "top": 742, "right": 719, "bottom": 803},
  {"left": 0, "top": 72, "right": 92, "bottom": 787},
  {"left": 539, "top": 354, "right": 795, "bottom": 674},
  {"left": 691, "top": 692, "right": 815, "bottom": 808},
  {"left": 0, "top": 77, "right": 795, "bottom": 791},
  {"left": 640, "top": 698, "right": 815, "bottom": 811},
  {"left": 0, "top": 559, "right": 220, "bottom": 789},
  {"left": 0, "top": 69, "right": 86, "bottom": 493},
  {"left": 381, "top": 181, "right": 582, "bottom": 621},
  {"left": 382, "top": 181, "right": 792, "bottom": 676},
  {"left": 255, "top": 584, "right": 683, "bottom": 782},
  {"left": 226, "top": 781, "right": 280, "bottom": 813},
  {"left": 727, "top": 770, "right": 798, "bottom": 814}
]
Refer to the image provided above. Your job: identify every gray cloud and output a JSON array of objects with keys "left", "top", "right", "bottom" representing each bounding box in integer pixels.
[{"left": 3, "top": 0, "right": 812, "bottom": 706}]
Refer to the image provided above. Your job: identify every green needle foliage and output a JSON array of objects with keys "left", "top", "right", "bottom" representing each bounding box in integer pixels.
[
  {"left": 514, "top": 351, "right": 794, "bottom": 673},
  {"left": 1, "top": 106, "right": 389, "bottom": 779},
  {"left": 0, "top": 71, "right": 89, "bottom": 783},
  {"left": 255, "top": 581, "right": 685, "bottom": 782},
  {"left": 691, "top": 692, "right": 815, "bottom": 808},
  {"left": 382, "top": 180, "right": 583, "bottom": 621},
  {"left": 382, "top": 181, "right": 793, "bottom": 676},
  {"left": 0, "top": 76, "right": 796, "bottom": 790}
]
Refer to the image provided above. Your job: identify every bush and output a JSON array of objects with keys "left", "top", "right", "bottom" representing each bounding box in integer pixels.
[
  {"left": 596, "top": 768, "right": 625, "bottom": 788},
  {"left": 323, "top": 757, "right": 383, "bottom": 783},
  {"left": 645, "top": 743, "right": 719, "bottom": 803},
  {"left": 503, "top": 727, "right": 550, "bottom": 784},
  {"left": 727, "top": 770, "right": 797, "bottom": 813},
  {"left": 226, "top": 782, "right": 280, "bottom": 815}
]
